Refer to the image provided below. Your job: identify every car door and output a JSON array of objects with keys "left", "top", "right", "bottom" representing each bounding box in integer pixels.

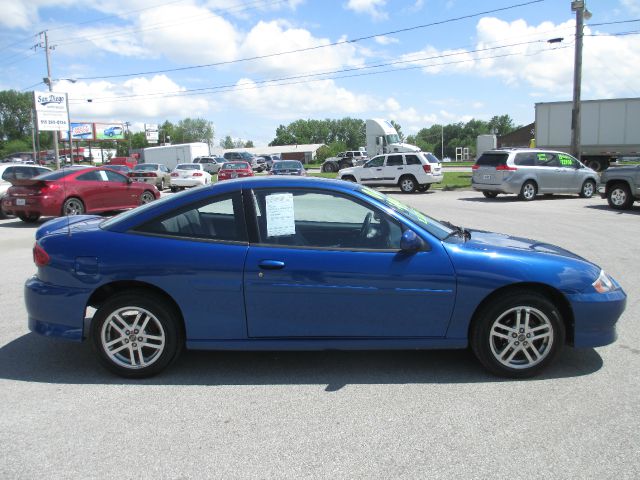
[
  {"left": 556, "top": 153, "right": 582, "bottom": 192},
  {"left": 383, "top": 154, "right": 404, "bottom": 184},
  {"left": 74, "top": 170, "right": 108, "bottom": 210},
  {"left": 243, "top": 188, "right": 456, "bottom": 338},
  {"left": 359, "top": 156, "right": 385, "bottom": 183},
  {"left": 101, "top": 169, "right": 138, "bottom": 210},
  {"left": 534, "top": 152, "right": 562, "bottom": 192}
]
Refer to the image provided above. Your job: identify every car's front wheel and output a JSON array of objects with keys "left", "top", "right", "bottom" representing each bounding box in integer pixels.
[
  {"left": 580, "top": 179, "right": 596, "bottom": 198},
  {"left": 607, "top": 182, "right": 633, "bottom": 210},
  {"left": 140, "top": 190, "right": 156, "bottom": 205},
  {"left": 471, "top": 291, "right": 564, "bottom": 378},
  {"left": 91, "top": 290, "right": 183, "bottom": 378}
]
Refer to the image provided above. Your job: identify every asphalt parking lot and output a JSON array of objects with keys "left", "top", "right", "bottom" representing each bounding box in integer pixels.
[{"left": 0, "top": 189, "right": 638, "bottom": 479}]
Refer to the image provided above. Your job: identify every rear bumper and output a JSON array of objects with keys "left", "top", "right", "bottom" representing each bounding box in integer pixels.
[
  {"left": 25, "top": 276, "right": 91, "bottom": 342},
  {"left": 2, "top": 195, "right": 61, "bottom": 217},
  {"left": 567, "top": 288, "right": 627, "bottom": 348},
  {"left": 472, "top": 180, "right": 521, "bottom": 195},
  {"left": 170, "top": 178, "right": 207, "bottom": 187}
]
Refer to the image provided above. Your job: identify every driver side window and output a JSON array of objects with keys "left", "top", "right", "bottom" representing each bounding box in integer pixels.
[
  {"left": 365, "top": 156, "right": 385, "bottom": 168},
  {"left": 252, "top": 189, "right": 402, "bottom": 250}
]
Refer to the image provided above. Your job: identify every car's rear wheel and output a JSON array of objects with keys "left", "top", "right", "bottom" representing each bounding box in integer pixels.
[
  {"left": 399, "top": 175, "right": 417, "bottom": 193},
  {"left": 17, "top": 213, "right": 40, "bottom": 223},
  {"left": 607, "top": 183, "right": 633, "bottom": 210},
  {"left": 140, "top": 191, "right": 156, "bottom": 205},
  {"left": 471, "top": 291, "right": 564, "bottom": 378},
  {"left": 482, "top": 191, "right": 498, "bottom": 198},
  {"left": 518, "top": 181, "right": 537, "bottom": 201},
  {"left": 341, "top": 175, "right": 356, "bottom": 182},
  {"left": 580, "top": 179, "right": 596, "bottom": 198},
  {"left": 417, "top": 184, "right": 431, "bottom": 192},
  {"left": 62, "top": 197, "right": 85, "bottom": 216},
  {"left": 159, "top": 179, "right": 165, "bottom": 191},
  {"left": 322, "top": 163, "right": 337, "bottom": 173},
  {"left": 91, "top": 290, "right": 183, "bottom": 378}
]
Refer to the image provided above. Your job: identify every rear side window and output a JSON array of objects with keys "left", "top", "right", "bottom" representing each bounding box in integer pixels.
[
  {"left": 424, "top": 153, "right": 440, "bottom": 164},
  {"left": 476, "top": 153, "right": 508, "bottom": 167},
  {"left": 386, "top": 155, "right": 403, "bottom": 166},
  {"left": 405, "top": 155, "right": 422, "bottom": 165},
  {"left": 514, "top": 153, "right": 536, "bottom": 166}
]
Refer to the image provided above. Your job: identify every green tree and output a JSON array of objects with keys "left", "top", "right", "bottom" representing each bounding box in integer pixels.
[
  {"left": 0, "top": 90, "right": 33, "bottom": 142},
  {"left": 220, "top": 135, "right": 235, "bottom": 149},
  {"left": 245, "top": 140, "right": 254, "bottom": 148},
  {"left": 174, "top": 118, "right": 214, "bottom": 144},
  {"left": 159, "top": 120, "right": 175, "bottom": 144},
  {"left": 269, "top": 118, "right": 364, "bottom": 149}
]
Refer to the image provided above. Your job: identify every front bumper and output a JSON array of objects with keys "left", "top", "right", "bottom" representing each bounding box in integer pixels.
[{"left": 567, "top": 287, "right": 627, "bottom": 347}]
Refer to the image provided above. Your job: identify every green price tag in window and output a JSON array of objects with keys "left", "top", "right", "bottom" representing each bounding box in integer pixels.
[
  {"left": 537, "top": 153, "right": 547, "bottom": 161},
  {"left": 558, "top": 154, "right": 573, "bottom": 166}
]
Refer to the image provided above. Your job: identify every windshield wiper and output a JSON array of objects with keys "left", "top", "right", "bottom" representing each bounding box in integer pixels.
[{"left": 441, "top": 221, "right": 471, "bottom": 241}]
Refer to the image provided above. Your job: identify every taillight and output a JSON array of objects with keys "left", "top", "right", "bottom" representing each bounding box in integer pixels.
[
  {"left": 496, "top": 164, "right": 517, "bottom": 171},
  {"left": 33, "top": 243, "right": 50, "bottom": 266},
  {"left": 144, "top": 172, "right": 158, "bottom": 177},
  {"left": 171, "top": 173, "right": 179, "bottom": 177},
  {"left": 471, "top": 164, "right": 479, "bottom": 170},
  {"left": 422, "top": 164, "right": 432, "bottom": 173},
  {"left": 193, "top": 172, "right": 203, "bottom": 177},
  {"left": 37, "top": 183, "right": 60, "bottom": 195}
]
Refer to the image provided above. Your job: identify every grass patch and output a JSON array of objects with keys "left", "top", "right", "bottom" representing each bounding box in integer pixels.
[{"left": 310, "top": 172, "right": 472, "bottom": 190}]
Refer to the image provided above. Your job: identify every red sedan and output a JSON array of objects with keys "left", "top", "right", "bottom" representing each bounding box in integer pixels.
[
  {"left": 2, "top": 167, "right": 160, "bottom": 223},
  {"left": 217, "top": 161, "right": 254, "bottom": 181}
]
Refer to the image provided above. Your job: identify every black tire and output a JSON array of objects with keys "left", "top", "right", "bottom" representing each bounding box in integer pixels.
[
  {"left": 482, "top": 191, "right": 498, "bottom": 198},
  {"left": 399, "top": 175, "right": 417, "bottom": 193},
  {"left": 322, "top": 163, "right": 337, "bottom": 173},
  {"left": 579, "top": 179, "right": 596, "bottom": 198},
  {"left": 518, "top": 181, "right": 537, "bottom": 201},
  {"left": 586, "top": 159, "right": 603, "bottom": 172},
  {"left": 17, "top": 213, "right": 40, "bottom": 223},
  {"left": 62, "top": 197, "right": 85, "bottom": 216},
  {"left": 140, "top": 190, "right": 156, "bottom": 205},
  {"left": 607, "top": 182, "right": 634, "bottom": 210},
  {"left": 417, "top": 184, "right": 431, "bottom": 192},
  {"left": 91, "top": 290, "right": 183, "bottom": 378},
  {"left": 470, "top": 291, "right": 565, "bottom": 378},
  {"left": 159, "top": 179, "right": 165, "bottom": 191},
  {"left": 170, "top": 186, "right": 178, "bottom": 193}
]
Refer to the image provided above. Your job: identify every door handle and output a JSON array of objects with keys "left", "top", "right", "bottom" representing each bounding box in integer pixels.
[
  {"left": 258, "top": 260, "right": 285, "bottom": 270},
  {"left": 397, "top": 167, "right": 403, "bottom": 170}
]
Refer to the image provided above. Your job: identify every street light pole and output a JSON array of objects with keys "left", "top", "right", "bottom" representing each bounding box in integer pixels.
[
  {"left": 570, "top": 1, "right": 591, "bottom": 159},
  {"left": 43, "top": 31, "right": 61, "bottom": 169}
]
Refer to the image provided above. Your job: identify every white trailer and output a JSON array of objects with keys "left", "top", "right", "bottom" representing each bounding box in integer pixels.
[
  {"left": 535, "top": 98, "right": 640, "bottom": 171},
  {"left": 142, "top": 143, "right": 210, "bottom": 170},
  {"left": 366, "top": 119, "right": 420, "bottom": 157}
]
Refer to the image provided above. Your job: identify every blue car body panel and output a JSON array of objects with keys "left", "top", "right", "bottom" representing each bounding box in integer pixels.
[{"left": 24, "top": 177, "right": 626, "bottom": 352}]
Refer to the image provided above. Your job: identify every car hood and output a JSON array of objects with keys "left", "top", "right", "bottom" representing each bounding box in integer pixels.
[
  {"left": 456, "top": 229, "right": 586, "bottom": 261},
  {"left": 602, "top": 165, "right": 640, "bottom": 177}
]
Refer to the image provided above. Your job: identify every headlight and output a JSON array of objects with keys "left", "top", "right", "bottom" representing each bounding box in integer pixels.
[{"left": 593, "top": 270, "right": 616, "bottom": 294}]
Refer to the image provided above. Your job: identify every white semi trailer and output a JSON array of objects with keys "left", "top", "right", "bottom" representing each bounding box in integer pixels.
[
  {"left": 142, "top": 142, "right": 210, "bottom": 170},
  {"left": 366, "top": 119, "right": 420, "bottom": 157},
  {"left": 535, "top": 98, "right": 640, "bottom": 171}
]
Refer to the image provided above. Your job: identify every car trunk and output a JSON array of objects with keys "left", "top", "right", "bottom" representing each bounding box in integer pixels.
[{"left": 472, "top": 152, "right": 510, "bottom": 185}]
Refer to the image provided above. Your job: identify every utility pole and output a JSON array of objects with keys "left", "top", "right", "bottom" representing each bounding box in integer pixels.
[
  {"left": 42, "top": 30, "right": 61, "bottom": 169},
  {"left": 570, "top": 1, "right": 591, "bottom": 159}
]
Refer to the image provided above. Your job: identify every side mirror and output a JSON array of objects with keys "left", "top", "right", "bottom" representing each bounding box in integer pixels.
[
  {"left": 400, "top": 229, "right": 425, "bottom": 252},
  {"left": 127, "top": 177, "right": 133, "bottom": 184}
]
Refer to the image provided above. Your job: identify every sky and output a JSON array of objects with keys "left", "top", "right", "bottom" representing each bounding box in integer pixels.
[{"left": 1, "top": 0, "right": 639, "bottom": 147}]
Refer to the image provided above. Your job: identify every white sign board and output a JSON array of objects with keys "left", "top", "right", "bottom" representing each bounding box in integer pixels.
[
  {"left": 145, "top": 123, "right": 159, "bottom": 143},
  {"left": 266, "top": 193, "right": 296, "bottom": 237},
  {"left": 34, "top": 91, "right": 69, "bottom": 131}
]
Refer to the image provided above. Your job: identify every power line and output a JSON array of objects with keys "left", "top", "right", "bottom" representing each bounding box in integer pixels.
[
  {"left": 70, "top": 42, "right": 570, "bottom": 105},
  {"left": 71, "top": 0, "right": 545, "bottom": 81}
]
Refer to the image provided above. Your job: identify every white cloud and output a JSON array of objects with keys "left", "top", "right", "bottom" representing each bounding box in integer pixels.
[
  {"left": 399, "top": 17, "right": 640, "bottom": 98},
  {"left": 374, "top": 35, "right": 399, "bottom": 45},
  {"left": 61, "top": 75, "right": 211, "bottom": 121},
  {"left": 621, "top": 0, "right": 640, "bottom": 14},
  {"left": 223, "top": 78, "right": 376, "bottom": 118},
  {"left": 345, "top": 0, "right": 388, "bottom": 21}
]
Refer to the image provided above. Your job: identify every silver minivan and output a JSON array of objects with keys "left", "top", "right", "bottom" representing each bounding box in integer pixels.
[{"left": 472, "top": 149, "right": 599, "bottom": 200}]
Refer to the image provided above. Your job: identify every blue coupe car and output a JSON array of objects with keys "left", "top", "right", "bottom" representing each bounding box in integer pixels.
[{"left": 25, "top": 177, "right": 626, "bottom": 378}]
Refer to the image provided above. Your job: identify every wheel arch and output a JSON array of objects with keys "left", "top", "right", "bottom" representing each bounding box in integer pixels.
[
  {"left": 468, "top": 282, "right": 575, "bottom": 345},
  {"left": 604, "top": 178, "right": 631, "bottom": 194},
  {"left": 86, "top": 280, "right": 185, "bottom": 338},
  {"left": 61, "top": 196, "right": 85, "bottom": 215}
]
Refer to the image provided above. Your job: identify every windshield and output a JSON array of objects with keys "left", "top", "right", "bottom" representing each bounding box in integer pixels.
[
  {"left": 274, "top": 161, "right": 302, "bottom": 169},
  {"left": 134, "top": 164, "right": 158, "bottom": 171},
  {"left": 175, "top": 164, "right": 200, "bottom": 170},
  {"left": 358, "top": 186, "right": 454, "bottom": 240},
  {"left": 386, "top": 134, "right": 400, "bottom": 145}
]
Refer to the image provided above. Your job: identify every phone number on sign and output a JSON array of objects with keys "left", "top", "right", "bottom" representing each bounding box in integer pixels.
[{"left": 40, "top": 120, "right": 67, "bottom": 126}]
